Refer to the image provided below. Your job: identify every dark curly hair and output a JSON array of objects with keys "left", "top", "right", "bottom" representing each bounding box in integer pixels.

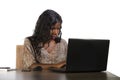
[{"left": 27, "top": 9, "right": 62, "bottom": 63}]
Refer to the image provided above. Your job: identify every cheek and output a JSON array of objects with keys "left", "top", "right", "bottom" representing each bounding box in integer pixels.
[
  {"left": 50, "top": 29, "right": 60, "bottom": 35},
  {"left": 50, "top": 30, "right": 52, "bottom": 35}
]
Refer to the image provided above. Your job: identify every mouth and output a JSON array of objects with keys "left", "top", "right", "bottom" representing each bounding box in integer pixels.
[{"left": 52, "top": 35, "right": 57, "bottom": 39}]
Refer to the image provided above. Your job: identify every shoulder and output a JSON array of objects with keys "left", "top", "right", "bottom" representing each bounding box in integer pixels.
[
  {"left": 24, "top": 36, "right": 34, "bottom": 44},
  {"left": 24, "top": 36, "right": 34, "bottom": 47},
  {"left": 24, "top": 37, "right": 31, "bottom": 45},
  {"left": 60, "top": 38, "right": 67, "bottom": 43},
  {"left": 60, "top": 38, "right": 68, "bottom": 46}
]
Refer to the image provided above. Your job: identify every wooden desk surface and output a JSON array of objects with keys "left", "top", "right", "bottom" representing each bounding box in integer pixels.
[{"left": 0, "top": 70, "right": 119, "bottom": 80}]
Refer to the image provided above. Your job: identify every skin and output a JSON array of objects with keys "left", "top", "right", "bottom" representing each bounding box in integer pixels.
[
  {"left": 44, "top": 22, "right": 61, "bottom": 53},
  {"left": 29, "top": 22, "right": 66, "bottom": 70},
  {"left": 29, "top": 61, "right": 66, "bottom": 70}
]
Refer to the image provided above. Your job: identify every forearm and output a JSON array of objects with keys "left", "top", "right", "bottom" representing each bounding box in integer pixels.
[{"left": 29, "top": 61, "right": 66, "bottom": 70}]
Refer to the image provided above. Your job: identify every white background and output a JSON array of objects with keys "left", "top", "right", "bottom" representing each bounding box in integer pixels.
[{"left": 0, "top": 0, "right": 120, "bottom": 77}]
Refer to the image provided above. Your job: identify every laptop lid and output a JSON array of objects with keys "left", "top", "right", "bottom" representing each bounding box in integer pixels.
[{"left": 66, "top": 38, "right": 110, "bottom": 72}]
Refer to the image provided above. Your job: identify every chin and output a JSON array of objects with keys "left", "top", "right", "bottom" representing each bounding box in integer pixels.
[
  {"left": 52, "top": 36, "right": 57, "bottom": 40},
  {"left": 52, "top": 37, "right": 56, "bottom": 40}
]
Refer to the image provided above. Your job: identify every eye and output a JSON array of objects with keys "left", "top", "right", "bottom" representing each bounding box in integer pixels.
[
  {"left": 51, "top": 27, "right": 55, "bottom": 30},
  {"left": 51, "top": 26, "right": 62, "bottom": 30}
]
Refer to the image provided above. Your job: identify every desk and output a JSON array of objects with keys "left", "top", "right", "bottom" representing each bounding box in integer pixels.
[{"left": 0, "top": 70, "right": 120, "bottom": 80}]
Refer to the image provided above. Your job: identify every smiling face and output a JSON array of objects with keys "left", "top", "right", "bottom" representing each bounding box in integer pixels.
[{"left": 50, "top": 22, "right": 61, "bottom": 40}]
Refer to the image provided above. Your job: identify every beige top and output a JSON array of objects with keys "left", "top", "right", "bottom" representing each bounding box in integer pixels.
[{"left": 23, "top": 38, "right": 67, "bottom": 69}]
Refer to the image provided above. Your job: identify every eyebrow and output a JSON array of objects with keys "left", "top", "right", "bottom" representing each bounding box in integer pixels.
[{"left": 51, "top": 25, "right": 62, "bottom": 29}]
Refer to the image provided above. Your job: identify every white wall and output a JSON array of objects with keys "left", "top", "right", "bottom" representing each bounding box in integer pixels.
[{"left": 0, "top": 0, "right": 120, "bottom": 76}]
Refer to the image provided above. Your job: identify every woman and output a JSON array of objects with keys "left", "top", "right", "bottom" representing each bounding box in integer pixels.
[{"left": 23, "top": 9, "right": 67, "bottom": 70}]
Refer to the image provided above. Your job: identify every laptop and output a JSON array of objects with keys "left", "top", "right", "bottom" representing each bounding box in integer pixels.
[{"left": 49, "top": 38, "right": 110, "bottom": 72}]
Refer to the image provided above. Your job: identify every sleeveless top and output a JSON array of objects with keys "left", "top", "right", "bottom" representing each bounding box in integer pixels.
[{"left": 23, "top": 38, "right": 67, "bottom": 69}]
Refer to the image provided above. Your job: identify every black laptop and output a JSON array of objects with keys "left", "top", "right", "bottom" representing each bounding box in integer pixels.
[{"left": 49, "top": 38, "right": 110, "bottom": 72}]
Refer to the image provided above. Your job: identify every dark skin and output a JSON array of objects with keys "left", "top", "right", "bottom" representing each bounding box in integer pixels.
[
  {"left": 29, "top": 22, "right": 66, "bottom": 70},
  {"left": 29, "top": 61, "right": 66, "bottom": 70}
]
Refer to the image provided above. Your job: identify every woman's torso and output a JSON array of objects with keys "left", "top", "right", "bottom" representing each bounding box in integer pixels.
[{"left": 25, "top": 38, "right": 68, "bottom": 64}]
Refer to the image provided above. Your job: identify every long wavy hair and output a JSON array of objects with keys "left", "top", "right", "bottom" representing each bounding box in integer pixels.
[{"left": 27, "top": 9, "right": 62, "bottom": 63}]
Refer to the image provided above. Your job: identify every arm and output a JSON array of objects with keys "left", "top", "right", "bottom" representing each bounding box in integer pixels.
[
  {"left": 29, "top": 61, "right": 66, "bottom": 70},
  {"left": 22, "top": 38, "right": 36, "bottom": 69}
]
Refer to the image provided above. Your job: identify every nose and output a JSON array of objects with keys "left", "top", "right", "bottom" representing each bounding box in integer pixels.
[{"left": 52, "top": 29, "right": 59, "bottom": 35}]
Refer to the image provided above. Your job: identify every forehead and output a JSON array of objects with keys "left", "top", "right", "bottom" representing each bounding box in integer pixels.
[{"left": 53, "top": 22, "right": 61, "bottom": 28}]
